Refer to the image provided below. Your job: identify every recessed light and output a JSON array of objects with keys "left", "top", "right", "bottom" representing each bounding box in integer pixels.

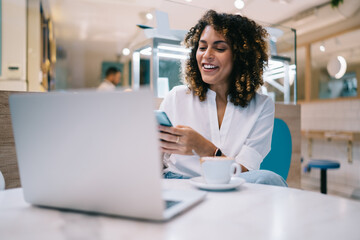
[
  {"left": 234, "top": 0, "right": 245, "bottom": 10},
  {"left": 319, "top": 45, "right": 325, "bottom": 52},
  {"left": 122, "top": 48, "right": 130, "bottom": 56},
  {"left": 270, "top": 0, "right": 292, "bottom": 3},
  {"left": 140, "top": 47, "right": 152, "bottom": 56},
  {"left": 146, "top": 13, "right": 153, "bottom": 20}
]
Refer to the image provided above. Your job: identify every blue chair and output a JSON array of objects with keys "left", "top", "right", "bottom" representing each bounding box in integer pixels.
[
  {"left": 307, "top": 159, "right": 340, "bottom": 194},
  {"left": 260, "top": 118, "right": 292, "bottom": 180}
]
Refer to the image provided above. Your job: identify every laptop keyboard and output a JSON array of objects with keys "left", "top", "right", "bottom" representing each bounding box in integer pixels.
[{"left": 165, "top": 200, "right": 181, "bottom": 209}]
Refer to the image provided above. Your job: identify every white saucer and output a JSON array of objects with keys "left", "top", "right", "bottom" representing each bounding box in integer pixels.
[{"left": 189, "top": 177, "right": 246, "bottom": 191}]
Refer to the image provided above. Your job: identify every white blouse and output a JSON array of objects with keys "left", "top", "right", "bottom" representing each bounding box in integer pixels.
[{"left": 160, "top": 85, "right": 274, "bottom": 178}]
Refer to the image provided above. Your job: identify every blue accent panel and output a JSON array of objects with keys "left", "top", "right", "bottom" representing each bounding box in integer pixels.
[
  {"left": 128, "top": 60, "right": 131, "bottom": 86},
  {"left": 101, "top": 62, "right": 124, "bottom": 86},
  {"left": 260, "top": 118, "right": 292, "bottom": 180},
  {"left": 140, "top": 59, "right": 150, "bottom": 85}
]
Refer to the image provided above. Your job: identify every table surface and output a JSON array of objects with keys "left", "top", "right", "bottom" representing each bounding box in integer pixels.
[{"left": 1, "top": 180, "right": 360, "bottom": 240}]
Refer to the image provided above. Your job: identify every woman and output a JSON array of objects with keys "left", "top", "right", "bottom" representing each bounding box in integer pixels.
[{"left": 158, "top": 10, "right": 287, "bottom": 187}]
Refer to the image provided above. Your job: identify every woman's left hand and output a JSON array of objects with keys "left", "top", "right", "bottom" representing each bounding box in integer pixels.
[{"left": 158, "top": 125, "right": 216, "bottom": 157}]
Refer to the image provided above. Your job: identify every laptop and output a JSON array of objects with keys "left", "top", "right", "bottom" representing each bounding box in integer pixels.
[{"left": 9, "top": 89, "right": 206, "bottom": 221}]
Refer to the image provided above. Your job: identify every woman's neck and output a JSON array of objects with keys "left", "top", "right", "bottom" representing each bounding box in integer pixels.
[
  {"left": 210, "top": 82, "right": 229, "bottom": 129},
  {"left": 209, "top": 82, "right": 229, "bottom": 103}
]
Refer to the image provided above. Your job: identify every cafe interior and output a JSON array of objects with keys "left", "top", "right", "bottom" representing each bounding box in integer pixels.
[{"left": 0, "top": 0, "right": 360, "bottom": 239}]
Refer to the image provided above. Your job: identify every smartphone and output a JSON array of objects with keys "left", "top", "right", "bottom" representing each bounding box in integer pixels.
[{"left": 154, "top": 110, "right": 173, "bottom": 127}]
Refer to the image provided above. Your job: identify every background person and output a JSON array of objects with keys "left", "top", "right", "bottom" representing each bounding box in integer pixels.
[
  {"left": 158, "top": 10, "right": 287, "bottom": 186},
  {"left": 97, "top": 67, "right": 121, "bottom": 91}
]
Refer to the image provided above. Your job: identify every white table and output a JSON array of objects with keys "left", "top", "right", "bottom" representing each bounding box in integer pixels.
[{"left": 1, "top": 180, "right": 360, "bottom": 240}]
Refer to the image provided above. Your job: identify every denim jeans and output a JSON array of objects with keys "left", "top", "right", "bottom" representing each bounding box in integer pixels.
[
  {"left": 163, "top": 171, "right": 191, "bottom": 179},
  {"left": 163, "top": 169, "right": 288, "bottom": 187}
]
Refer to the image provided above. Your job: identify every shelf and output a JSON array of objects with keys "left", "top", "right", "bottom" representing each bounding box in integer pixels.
[{"left": 302, "top": 130, "right": 360, "bottom": 163}]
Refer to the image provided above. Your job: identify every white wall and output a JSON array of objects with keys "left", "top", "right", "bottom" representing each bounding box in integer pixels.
[
  {"left": 301, "top": 99, "right": 360, "bottom": 195},
  {"left": 55, "top": 39, "right": 118, "bottom": 89},
  {"left": 0, "top": 0, "right": 27, "bottom": 91},
  {"left": 27, "top": 0, "right": 42, "bottom": 92},
  {"left": 302, "top": 100, "right": 360, "bottom": 132}
]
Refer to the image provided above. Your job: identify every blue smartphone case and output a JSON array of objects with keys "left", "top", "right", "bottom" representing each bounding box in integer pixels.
[{"left": 155, "top": 110, "right": 173, "bottom": 127}]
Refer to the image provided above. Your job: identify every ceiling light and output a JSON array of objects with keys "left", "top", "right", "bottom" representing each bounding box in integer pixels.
[
  {"left": 158, "top": 52, "right": 189, "bottom": 60},
  {"left": 234, "top": 0, "right": 245, "bottom": 10},
  {"left": 185, "top": 0, "right": 192, "bottom": 2},
  {"left": 327, "top": 55, "right": 347, "bottom": 79},
  {"left": 139, "top": 47, "right": 189, "bottom": 60},
  {"left": 140, "top": 47, "right": 152, "bottom": 56},
  {"left": 270, "top": 0, "right": 292, "bottom": 3},
  {"left": 122, "top": 48, "right": 130, "bottom": 56},
  {"left": 158, "top": 45, "right": 191, "bottom": 53},
  {"left": 335, "top": 56, "right": 347, "bottom": 79},
  {"left": 278, "top": 0, "right": 291, "bottom": 4},
  {"left": 146, "top": 13, "right": 153, "bottom": 20},
  {"left": 319, "top": 45, "right": 325, "bottom": 52}
]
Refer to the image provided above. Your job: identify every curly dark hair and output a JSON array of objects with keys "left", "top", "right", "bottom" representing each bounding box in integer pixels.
[{"left": 184, "top": 10, "right": 269, "bottom": 107}]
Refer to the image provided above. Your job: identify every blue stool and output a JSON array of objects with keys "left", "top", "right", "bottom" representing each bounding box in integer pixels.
[{"left": 307, "top": 159, "right": 340, "bottom": 194}]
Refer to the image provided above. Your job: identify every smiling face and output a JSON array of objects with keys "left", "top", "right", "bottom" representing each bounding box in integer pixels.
[{"left": 196, "top": 25, "right": 233, "bottom": 88}]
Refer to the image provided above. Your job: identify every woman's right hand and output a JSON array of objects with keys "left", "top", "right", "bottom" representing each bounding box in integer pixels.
[{"left": 158, "top": 125, "right": 216, "bottom": 157}]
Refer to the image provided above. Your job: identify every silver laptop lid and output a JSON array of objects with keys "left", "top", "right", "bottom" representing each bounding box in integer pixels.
[{"left": 9, "top": 89, "right": 164, "bottom": 220}]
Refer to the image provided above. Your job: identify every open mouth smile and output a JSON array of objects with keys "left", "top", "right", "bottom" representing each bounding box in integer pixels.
[{"left": 202, "top": 63, "right": 219, "bottom": 72}]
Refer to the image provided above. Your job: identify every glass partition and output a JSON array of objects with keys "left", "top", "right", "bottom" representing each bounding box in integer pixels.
[
  {"left": 262, "top": 25, "right": 297, "bottom": 104},
  {"left": 132, "top": 23, "right": 297, "bottom": 103},
  {"left": 132, "top": 38, "right": 188, "bottom": 97}
]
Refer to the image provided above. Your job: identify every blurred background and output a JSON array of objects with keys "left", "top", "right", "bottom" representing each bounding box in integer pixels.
[{"left": 0, "top": 0, "right": 359, "bottom": 199}]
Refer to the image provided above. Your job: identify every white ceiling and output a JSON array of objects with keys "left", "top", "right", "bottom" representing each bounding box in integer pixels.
[
  {"left": 47, "top": 0, "right": 331, "bottom": 52},
  {"left": 311, "top": 28, "right": 360, "bottom": 67}
]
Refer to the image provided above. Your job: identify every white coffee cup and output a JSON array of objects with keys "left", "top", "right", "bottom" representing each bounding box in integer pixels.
[{"left": 201, "top": 157, "right": 241, "bottom": 184}]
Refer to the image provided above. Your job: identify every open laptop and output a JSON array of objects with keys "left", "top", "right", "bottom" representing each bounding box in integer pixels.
[{"left": 9, "top": 89, "right": 206, "bottom": 221}]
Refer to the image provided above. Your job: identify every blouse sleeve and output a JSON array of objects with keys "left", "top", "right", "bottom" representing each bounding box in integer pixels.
[{"left": 235, "top": 98, "right": 275, "bottom": 171}]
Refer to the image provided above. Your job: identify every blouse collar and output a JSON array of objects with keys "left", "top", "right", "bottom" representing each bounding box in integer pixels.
[{"left": 206, "top": 88, "right": 231, "bottom": 102}]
